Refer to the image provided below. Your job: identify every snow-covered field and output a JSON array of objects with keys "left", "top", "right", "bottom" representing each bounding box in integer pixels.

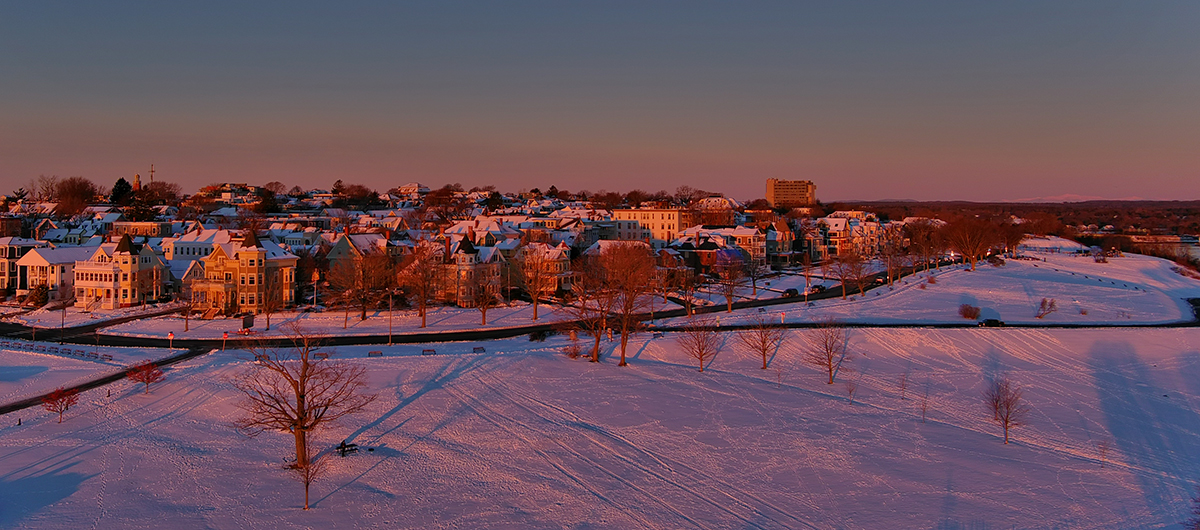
[
  {"left": 672, "top": 251, "right": 1200, "bottom": 327},
  {"left": 3, "top": 327, "right": 1199, "bottom": 528},
  {"left": 102, "top": 301, "right": 573, "bottom": 339},
  {"left": 0, "top": 342, "right": 180, "bottom": 404},
  {"left": 9, "top": 303, "right": 184, "bottom": 329}
]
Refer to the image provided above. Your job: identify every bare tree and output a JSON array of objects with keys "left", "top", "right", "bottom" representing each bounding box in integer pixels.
[
  {"left": 469, "top": 270, "right": 500, "bottom": 325},
  {"left": 180, "top": 276, "right": 199, "bottom": 332},
  {"left": 942, "top": 217, "right": 998, "bottom": 271},
  {"left": 800, "top": 253, "right": 814, "bottom": 303},
  {"left": 983, "top": 374, "right": 1030, "bottom": 444},
  {"left": 714, "top": 252, "right": 747, "bottom": 312},
  {"left": 398, "top": 240, "right": 443, "bottom": 328},
  {"left": 676, "top": 319, "right": 722, "bottom": 372},
  {"left": 878, "top": 225, "right": 906, "bottom": 286},
  {"left": 844, "top": 378, "right": 859, "bottom": 404},
  {"left": 601, "top": 242, "right": 656, "bottom": 366},
  {"left": 804, "top": 319, "right": 851, "bottom": 384},
  {"left": 127, "top": 361, "right": 165, "bottom": 394},
  {"left": 260, "top": 268, "right": 286, "bottom": 331},
  {"left": 41, "top": 387, "right": 79, "bottom": 423},
  {"left": 327, "top": 252, "right": 395, "bottom": 326},
  {"left": 567, "top": 256, "right": 618, "bottom": 362},
  {"left": 904, "top": 219, "right": 941, "bottom": 272},
  {"left": 674, "top": 267, "right": 704, "bottom": 317},
  {"left": 292, "top": 439, "right": 328, "bottom": 510},
  {"left": 233, "top": 323, "right": 376, "bottom": 476},
  {"left": 744, "top": 257, "right": 769, "bottom": 296},
  {"left": 1035, "top": 298, "right": 1058, "bottom": 319},
  {"left": 518, "top": 247, "right": 554, "bottom": 321},
  {"left": 825, "top": 250, "right": 866, "bottom": 300},
  {"left": 737, "top": 314, "right": 786, "bottom": 369}
]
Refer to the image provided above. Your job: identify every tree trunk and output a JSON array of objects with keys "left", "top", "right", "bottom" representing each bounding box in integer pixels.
[
  {"left": 532, "top": 297, "right": 538, "bottom": 321},
  {"left": 420, "top": 303, "right": 426, "bottom": 328},
  {"left": 304, "top": 480, "right": 310, "bottom": 510},
  {"left": 618, "top": 331, "right": 628, "bottom": 366},
  {"left": 591, "top": 334, "right": 601, "bottom": 362},
  {"left": 294, "top": 428, "right": 308, "bottom": 469},
  {"left": 481, "top": 306, "right": 487, "bottom": 326}
]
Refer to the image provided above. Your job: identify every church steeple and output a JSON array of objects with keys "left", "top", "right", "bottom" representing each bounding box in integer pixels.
[{"left": 132, "top": 173, "right": 142, "bottom": 191}]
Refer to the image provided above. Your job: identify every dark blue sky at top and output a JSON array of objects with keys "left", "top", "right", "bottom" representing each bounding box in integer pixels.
[{"left": 2, "top": 1, "right": 1198, "bottom": 201}]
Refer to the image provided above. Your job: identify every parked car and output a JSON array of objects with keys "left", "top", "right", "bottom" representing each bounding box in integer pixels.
[
  {"left": 810, "top": 285, "right": 827, "bottom": 294},
  {"left": 978, "top": 318, "right": 1004, "bottom": 327},
  {"left": 782, "top": 288, "right": 799, "bottom": 298}
]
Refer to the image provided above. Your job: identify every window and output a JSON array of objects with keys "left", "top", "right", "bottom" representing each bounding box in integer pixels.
[
  {"left": 248, "top": 275, "right": 255, "bottom": 285},
  {"left": 248, "top": 294, "right": 255, "bottom": 305},
  {"left": 225, "top": 273, "right": 232, "bottom": 282},
  {"left": 122, "top": 273, "right": 128, "bottom": 281},
  {"left": 240, "top": 295, "right": 246, "bottom": 305},
  {"left": 241, "top": 275, "right": 246, "bottom": 285},
  {"left": 122, "top": 289, "right": 128, "bottom": 299}
]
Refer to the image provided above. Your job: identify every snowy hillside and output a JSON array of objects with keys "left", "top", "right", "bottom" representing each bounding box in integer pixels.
[
  {"left": 672, "top": 250, "right": 1200, "bottom": 328},
  {"left": 3, "top": 328, "right": 1199, "bottom": 528}
]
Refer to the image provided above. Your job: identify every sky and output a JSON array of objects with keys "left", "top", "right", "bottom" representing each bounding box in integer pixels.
[{"left": 2, "top": 1, "right": 1198, "bottom": 202}]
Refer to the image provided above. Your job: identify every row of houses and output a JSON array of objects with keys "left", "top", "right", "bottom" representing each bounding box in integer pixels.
[{"left": 2, "top": 185, "right": 929, "bottom": 316}]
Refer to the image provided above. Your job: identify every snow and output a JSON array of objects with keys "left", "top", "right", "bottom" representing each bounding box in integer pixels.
[
  {"left": 0, "top": 342, "right": 179, "bottom": 403},
  {"left": 9, "top": 303, "right": 185, "bottom": 329},
  {"left": 665, "top": 252, "right": 1200, "bottom": 327},
  {"left": 3, "top": 327, "right": 1200, "bottom": 528}
]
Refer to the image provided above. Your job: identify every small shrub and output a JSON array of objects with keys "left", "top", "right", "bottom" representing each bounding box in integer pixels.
[
  {"left": 563, "top": 341, "right": 582, "bottom": 359},
  {"left": 27, "top": 285, "right": 49, "bottom": 308},
  {"left": 987, "top": 255, "right": 1005, "bottom": 267},
  {"left": 927, "top": 276, "right": 938, "bottom": 284},
  {"left": 1035, "top": 298, "right": 1058, "bottom": 319},
  {"left": 918, "top": 284, "right": 927, "bottom": 290},
  {"left": 959, "top": 304, "right": 981, "bottom": 320},
  {"left": 529, "top": 330, "right": 548, "bottom": 342},
  {"left": 1079, "top": 308, "right": 1088, "bottom": 316}
]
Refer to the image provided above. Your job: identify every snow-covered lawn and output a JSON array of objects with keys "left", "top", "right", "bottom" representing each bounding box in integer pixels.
[
  {"left": 0, "top": 343, "right": 180, "bottom": 404},
  {"left": 669, "top": 252, "right": 1200, "bottom": 327},
  {"left": 3, "top": 327, "right": 1199, "bottom": 528},
  {"left": 9, "top": 303, "right": 184, "bottom": 329},
  {"left": 102, "top": 301, "right": 574, "bottom": 339}
]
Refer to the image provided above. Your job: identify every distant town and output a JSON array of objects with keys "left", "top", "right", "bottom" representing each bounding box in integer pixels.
[{"left": 1, "top": 173, "right": 1197, "bottom": 317}]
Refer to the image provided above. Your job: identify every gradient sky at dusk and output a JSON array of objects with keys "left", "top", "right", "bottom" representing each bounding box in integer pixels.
[{"left": 2, "top": 2, "right": 1198, "bottom": 201}]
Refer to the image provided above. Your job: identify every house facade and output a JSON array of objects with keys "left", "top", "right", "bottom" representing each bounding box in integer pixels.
[
  {"left": 190, "top": 232, "right": 298, "bottom": 316},
  {"left": 73, "top": 235, "right": 168, "bottom": 310}
]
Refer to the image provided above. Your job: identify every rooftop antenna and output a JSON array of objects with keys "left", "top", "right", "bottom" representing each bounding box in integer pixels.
[{"left": 149, "top": 164, "right": 155, "bottom": 184}]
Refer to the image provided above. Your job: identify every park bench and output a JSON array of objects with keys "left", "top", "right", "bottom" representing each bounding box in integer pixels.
[
  {"left": 652, "top": 332, "right": 663, "bottom": 339},
  {"left": 473, "top": 347, "right": 485, "bottom": 353},
  {"left": 421, "top": 349, "right": 436, "bottom": 356},
  {"left": 101, "top": 354, "right": 113, "bottom": 361},
  {"left": 336, "top": 441, "right": 359, "bottom": 457},
  {"left": 367, "top": 351, "right": 383, "bottom": 357}
]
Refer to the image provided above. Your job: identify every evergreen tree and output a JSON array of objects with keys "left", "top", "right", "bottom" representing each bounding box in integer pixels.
[{"left": 110, "top": 178, "right": 134, "bottom": 205}]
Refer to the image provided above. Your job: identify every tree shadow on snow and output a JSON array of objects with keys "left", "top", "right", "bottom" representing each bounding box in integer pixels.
[
  {"left": 0, "top": 462, "right": 95, "bottom": 526},
  {"left": 1089, "top": 341, "right": 1200, "bottom": 522},
  {"left": 344, "top": 353, "right": 494, "bottom": 446},
  {"left": 0, "top": 365, "right": 48, "bottom": 382}
]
